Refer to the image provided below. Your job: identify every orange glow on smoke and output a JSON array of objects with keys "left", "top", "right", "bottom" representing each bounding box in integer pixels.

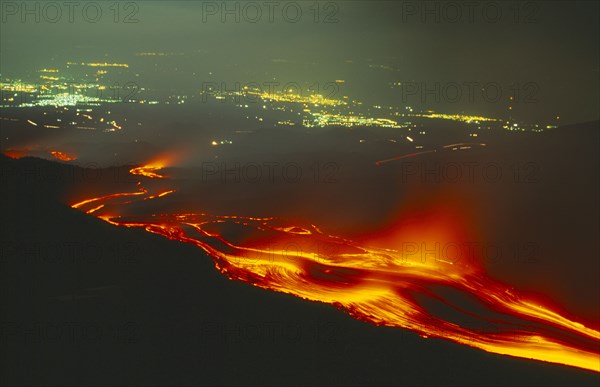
[
  {"left": 70, "top": 164, "right": 600, "bottom": 373},
  {"left": 3, "top": 149, "right": 29, "bottom": 159}
]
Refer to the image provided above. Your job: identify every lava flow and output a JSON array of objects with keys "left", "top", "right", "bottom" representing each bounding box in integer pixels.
[
  {"left": 50, "top": 150, "right": 77, "bottom": 161},
  {"left": 70, "top": 163, "right": 600, "bottom": 373},
  {"left": 129, "top": 165, "right": 166, "bottom": 179}
]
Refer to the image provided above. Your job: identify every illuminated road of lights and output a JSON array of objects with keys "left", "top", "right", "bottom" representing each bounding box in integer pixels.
[{"left": 70, "top": 164, "right": 600, "bottom": 373}]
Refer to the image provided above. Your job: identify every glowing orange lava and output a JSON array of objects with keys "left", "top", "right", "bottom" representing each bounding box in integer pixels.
[
  {"left": 70, "top": 165, "right": 600, "bottom": 373},
  {"left": 129, "top": 165, "right": 166, "bottom": 179},
  {"left": 50, "top": 150, "right": 77, "bottom": 161},
  {"left": 129, "top": 154, "right": 178, "bottom": 179}
]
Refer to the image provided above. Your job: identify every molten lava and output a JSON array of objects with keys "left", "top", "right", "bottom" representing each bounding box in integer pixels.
[
  {"left": 129, "top": 153, "right": 181, "bottom": 179},
  {"left": 70, "top": 164, "right": 600, "bottom": 373},
  {"left": 50, "top": 150, "right": 77, "bottom": 161},
  {"left": 129, "top": 165, "right": 166, "bottom": 179}
]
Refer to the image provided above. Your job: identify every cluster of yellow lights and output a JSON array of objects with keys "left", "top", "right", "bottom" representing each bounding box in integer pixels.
[
  {"left": 0, "top": 77, "right": 127, "bottom": 107},
  {"left": 276, "top": 120, "right": 296, "bottom": 126},
  {"left": 305, "top": 113, "right": 400, "bottom": 128},
  {"left": 414, "top": 113, "right": 500, "bottom": 123},
  {"left": 135, "top": 52, "right": 178, "bottom": 56},
  {"left": 1, "top": 82, "right": 37, "bottom": 92},
  {"left": 245, "top": 88, "right": 347, "bottom": 107},
  {"left": 67, "top": 62, "right": 129, "bottom": 68}
]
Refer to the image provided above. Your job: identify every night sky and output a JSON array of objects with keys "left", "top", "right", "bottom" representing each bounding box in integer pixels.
[{"left": 1, "top": 0, "right": 599, "bottom": 124}]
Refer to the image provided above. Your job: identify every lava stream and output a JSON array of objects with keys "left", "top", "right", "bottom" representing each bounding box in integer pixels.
[{"left": 70, "top": 165, "right": 600, "bottom": 373}]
